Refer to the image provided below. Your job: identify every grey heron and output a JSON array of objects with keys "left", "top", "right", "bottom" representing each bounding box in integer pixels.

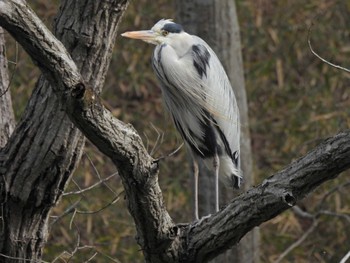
[{"left": 122, "top": 19, "right": 242, "bottom": 220}]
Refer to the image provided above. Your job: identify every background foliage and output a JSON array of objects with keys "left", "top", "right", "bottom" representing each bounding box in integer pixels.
[{"left": 4, "top": 0, "right": 350, "bottom": 262}]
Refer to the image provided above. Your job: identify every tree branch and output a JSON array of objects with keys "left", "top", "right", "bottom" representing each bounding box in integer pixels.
[
  {"left": 0, "top": 0, "right": 81, "bottom": 89},
  {"left": 1, "top": 1, "right": 350, "bottom": 263},
  {"left": 182, "top": 131, "right": 350, "bottom": 262}
]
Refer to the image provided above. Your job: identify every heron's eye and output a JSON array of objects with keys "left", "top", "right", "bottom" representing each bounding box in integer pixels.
[{"left": 162, "top": 30, "right": 169, "bottom": 36}]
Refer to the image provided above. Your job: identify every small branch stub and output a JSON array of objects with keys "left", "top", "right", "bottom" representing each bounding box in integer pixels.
[
  {"left": 284, "top": 192, "right": 296, "bottom": 207},
  {"left": 70, "top": 83, "right": 98, "bottom": 109},
  {"left": 71, "top": 82, "right": 86, "bottom": 99}
]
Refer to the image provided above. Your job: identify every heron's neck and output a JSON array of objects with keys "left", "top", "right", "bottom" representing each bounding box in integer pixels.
[{"left": 168, "top": 32, "right": 193, "bottom": 58}]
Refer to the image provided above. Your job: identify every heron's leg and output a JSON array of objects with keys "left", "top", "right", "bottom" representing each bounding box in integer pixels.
[
  {"left": 213, "top": 153, "right": 220, "bottom": 212},
  {"left": 193, "top": 159, "right": 199, "bottom": 221}
]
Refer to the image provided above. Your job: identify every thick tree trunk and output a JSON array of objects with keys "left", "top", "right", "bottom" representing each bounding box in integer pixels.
[
  {"left": 0, "top": 1, "right": 128, "bottom": 262},
  {"left": 176, "top": 1, "right": 259, "bottom": 262},
  {"left": 0, "top": 26, "right": 15, "bottom": 148}
]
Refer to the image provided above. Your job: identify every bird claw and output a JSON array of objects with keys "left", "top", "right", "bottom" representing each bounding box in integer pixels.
[
  {"left": 190, "top": 214, "right": 212, "bottom": 230},
  {"left": 186, "top": 214, "right": 212, "bottom": 246}
]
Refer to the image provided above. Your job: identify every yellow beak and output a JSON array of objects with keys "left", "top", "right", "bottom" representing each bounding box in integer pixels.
[{"left": 121, "top": 30, "right": 157, "bottom": 43}]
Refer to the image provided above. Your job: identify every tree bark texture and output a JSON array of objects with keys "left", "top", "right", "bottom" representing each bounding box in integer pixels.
[
  {"left": 176, "top": 1, "right": 259, "bottom": 262},
  {"left": 0, "top": 26, "right": 15, "bottom": 148},
  {"left": 0, "top": 0, "right": 128, "bottom": 262},
  {"left": 1, "top": 1, "right": 350, "bottom": 263}
]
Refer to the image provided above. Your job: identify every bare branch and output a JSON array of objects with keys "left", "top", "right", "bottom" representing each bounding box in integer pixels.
[
  {"left": 274, "top": 219, "right": 318, "bottom": 263},
  {"left": 183, "top": 132, "right": 350, "bottom": 262},
  {"left": 50, "top": 192, "right": 122, "bottom": 228},
  {"left": 51, "top": 220, "right": 122, "bottom": 263},
  {"left": 0, "top": 253, "right": 50, "bottom": 263},
  {"left": 292, "top": 206, "right": 314, "bottom": 219},
  {"left": 85, "top": 252, "right": 98, "bottom": 262},
  {"left": 95, "top": 250, "right": 122, "bottom": 263},
  {"left": 63, "top": 173, "right": 117, "bottom": 196},
  {"left": 318, "top": 210, "right": 350, "bottom": 224},
  {"left": 0, "top": 1, "right": 81, "bottom": 89},
  {"left": 277, "top": 183, "right": 350, "bottom": 263},
  {"left": 155, "top": 142, "right": 184, "bottom": 162},
  {"left": 316, "top": 180, "right": 350, "bottom": 210},
  {"left": 340, "top": 250, "right": 350, "bottom": 263},
  {"left": 84, "top": 152, "right": 118, "bottom": 194},
  {"left": 50, "top": 199, "right": 82, "bottom": 227},
  {"left": 308, "top": 22, "right": 350, "bottom": 73},
  {"left": 148, "top": 123, "right": 163, "bottom": 156},
  {"left": 64, "top": 151, "right": 119, "bottom": 197},
  {"left": 75, "top": 194, "right": 121, "bottom": 215}
]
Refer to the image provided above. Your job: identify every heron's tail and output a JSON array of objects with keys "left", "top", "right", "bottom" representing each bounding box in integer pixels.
[{"left": 219, "top": 156, "right": 243, "bottom": 189}]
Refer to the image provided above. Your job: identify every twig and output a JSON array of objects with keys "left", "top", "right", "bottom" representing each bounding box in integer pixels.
[
  {"left": 155, "top": 142, "right": 184, "bottom": 162},
  {"left": 96, "top": 250, "right": 122, "bottom": 263},
  {"left": 63, "top": 173, "right": 117, "bottom": 196},
  {"left": 51, "top": 219, "right": 121, "bottom": 263},
  {"left": 51, "top": 191, "right": 122, "bottom": 228},
  {"left": 0, "top": 41, "right": 18, "bottom": 97},
  {"left": 52, "top": 220, "right": 93, "bottom": 263},
  {"left": 69, "top": 208, "right": 78, "bottom": 230},
  {"left": 149, "top": 122, "right": 164, "bottom": 156},
  {"left": 315, "top": 180, "right": 350, "bottom": 210},
  {"left": 84, "top": 153, "right": 117, "bottom": 195},
  {"left": 274, "top": 219, "right": 318, "bottom": 263},
  {"left": 292, "top": 206, "right": 314, "bottom": 219},
  {"left": 283, "top": 184, "right": 350, "bottom": 262},
  {"left": 85, "top": 252, "right": 98, "bottom": 262},
  {"left": 340, "top": 250, "right": 350, "bottom": 263},
  {"left": 50, "top": 198, "right": 82, "bottom": 227},
  {"left": 318, "top": 210, "right": 350, "bottom": 224},
  {"left": 143, "top": 130, "right": 150, "bottom": 152},
  {"left": 68, "top": 221, "right": 81, "bottom": 262},
  {"left": 308, "top": 21, "right": 350, "bottom": 73},
  {"left": 75, "top": 194, "right": 121, "bottom": 215},
  {"left": 0, "top": 252, "right": 50, "bottom": 263}
]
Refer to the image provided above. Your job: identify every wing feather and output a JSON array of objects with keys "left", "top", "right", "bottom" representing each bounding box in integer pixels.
[{"left": 152, "top": 36, "right": 240, "bottom": 163}]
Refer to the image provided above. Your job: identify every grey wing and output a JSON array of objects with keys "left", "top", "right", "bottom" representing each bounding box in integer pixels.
[
  {"left": 152, "top": 42, "right": 214, "bottom": 154},
  {"left": 152, "top": 38, "right": 240, "bottom": 163},
  {"left": 192, "top": 38, "right": 241, "bottom": 165}
]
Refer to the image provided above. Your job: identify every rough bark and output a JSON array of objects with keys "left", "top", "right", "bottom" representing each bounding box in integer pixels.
[
  {"left": 0, "top": 0, "right": 128, "bottom": 262},
  {"left": 0, "top": 26, "right": 15, "bottom": 148},
  {"left": 1, "top": 1, "right": 350, "bottom": 263},
  {"left": 175, "top": 1, "right": 259, "bottom": 262}
]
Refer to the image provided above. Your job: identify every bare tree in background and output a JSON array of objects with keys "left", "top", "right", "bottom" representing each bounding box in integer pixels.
[
  {"left": 1, "top": 1, "right": 350, "bottom": 263},
  {"left": 176, "top": 1, "right": 259, "bottom": 262},
  {"left": 0, "top": 27, "right": 15, "bottom": 147}
]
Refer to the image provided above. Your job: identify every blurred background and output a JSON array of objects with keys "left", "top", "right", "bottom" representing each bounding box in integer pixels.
[{"left": 4, "top": 0, "right": 350, "bottom": 262}]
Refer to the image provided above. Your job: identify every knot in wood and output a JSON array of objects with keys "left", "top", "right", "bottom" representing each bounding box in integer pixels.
[
  {"left": 283, "top": 192, "right": 296, "bottom": 207},
  {"left": 71, "top": 82, "right": 86, "bottom": 99},
  {"left": 168, "top": 225, "right": 181, "bottom": 239}
]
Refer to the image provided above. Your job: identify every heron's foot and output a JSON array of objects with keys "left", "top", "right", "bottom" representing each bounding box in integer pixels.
[
  {"left": 190, "top": 214, "right": 212, "bottom": 229},
  {"left": 176, "top": 222, "right": 190, "bottom": 228},
  {"left": 185, "top": 214, "right": 212, "bottom": 245}
]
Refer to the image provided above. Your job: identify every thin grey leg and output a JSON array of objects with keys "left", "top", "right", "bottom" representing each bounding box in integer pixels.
[
  {"left": 213, "top": 153, "right": 220, "bottom": 212},
  {"left": 193, "top": 159, "right": 199, "bottom": 221}
]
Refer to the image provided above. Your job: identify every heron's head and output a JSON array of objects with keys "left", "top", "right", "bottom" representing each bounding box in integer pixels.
[{"left": 121, "top": 19, "right": 186, "bottom": 46}]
